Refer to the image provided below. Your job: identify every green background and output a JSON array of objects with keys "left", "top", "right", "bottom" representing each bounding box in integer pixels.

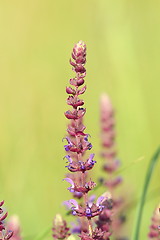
[{"left": 0, "top": 0, "right": 160, "bottom": 239}]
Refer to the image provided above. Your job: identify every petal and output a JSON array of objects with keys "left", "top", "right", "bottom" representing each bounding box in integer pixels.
[
  {"left": 63, "top": 178, "right": 74, "bottom": 187},
  {"left": 69, "top": 199, "right": 79, "bottom": 209},
  {"left": 84, "top": 134, "right": 89, "bottom": 141},
  {"left": 65, "top": 137, "right": 72, "bottom": 144},
  {"left": 64, "top": 145, "right": 70, "bottom": 151},
  {"left": 64, "top": 155, "right": 73, "bottom": 163},
  {"left": 88, "top": 195, "right": 96, "bottom": 203},
  {"left": 88, "top": 154, "right": 95, "bottom": 163},
  {"left": 96, "top": 196, "right": 105, "bottom": 206},
  {"left": 63, "top": 200, "right": 72, "bottom": 209}
]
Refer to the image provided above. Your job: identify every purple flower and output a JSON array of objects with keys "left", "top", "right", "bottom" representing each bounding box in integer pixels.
[
  {"left": 65, "top": 199, "right": 79, "bottom": 216},
  {"left": 63, "top": 137, "right": 73, "bottom": 151},
  {"left": 63, "top": 178, "right": 75, "bottom": 192},
  {"left": 85, "top": 154, "right": 96, "bottom": 169},
  {"left": 64, "top": 196, "right": 106, "bottom": 218},
  {"left": 64, "top": 155, "right": 73, "bottom": 163},
  {"left": 96, "top": 196, "right": 105, "bottom": 211}
]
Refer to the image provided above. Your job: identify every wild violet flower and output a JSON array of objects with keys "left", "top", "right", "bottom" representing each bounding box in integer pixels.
[
  {"left": 0, "top": 201, "right": 13, "bottom": 240},
  {"left": 64, "top": 154, "right": 96, "bottom": 173},
  {"left": 63, "top": 41, "right": 108, "bottom": 239},
  {"left": 65, "top": 196, "right": 105, "bottom": 218}
]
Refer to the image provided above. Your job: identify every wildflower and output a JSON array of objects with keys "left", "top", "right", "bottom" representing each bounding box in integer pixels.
[
  {"left": 63, "top": 136, "right": 92, "bottom": 154},
  {"left": 65, "top": 196, "right": 106, "bottom": 218},
  {"left": 64, "top": 154, "right": 96, "bottom": 173},
  {"left": 52, "top": 214, "right": 70, "bottom": 239},
  {"left": 64, "top": 178, "right": 96, "bottom": 194}
]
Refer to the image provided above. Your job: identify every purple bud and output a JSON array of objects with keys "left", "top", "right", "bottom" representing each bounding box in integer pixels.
[
  {"left": 66, "top": 87, "right": 76, "bottom": 95},
  {"left": 77, "top": 78, "right": 84, "bottom": 86},
  {"left": 0, "top": 212, "right": 8, "bottom": 221},
  {"left": 0, "top": 200, "right": 4, "bottom": 207}
]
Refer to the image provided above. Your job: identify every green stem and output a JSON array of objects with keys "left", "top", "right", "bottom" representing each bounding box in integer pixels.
[{"left": 132, "top": 147, "right": 160, "bottom": 240}]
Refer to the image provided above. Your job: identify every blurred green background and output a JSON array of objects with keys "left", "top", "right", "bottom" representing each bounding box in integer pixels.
[{"left": 0, "top": 0, "right": 160, "bottom": 239}]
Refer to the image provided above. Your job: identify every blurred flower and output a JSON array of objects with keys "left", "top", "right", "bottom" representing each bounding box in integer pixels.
[
  {"left": 52, "top": 214, "right": 70, "bottom": 240},
  {"left": 6, "top": 215, "right": 21, "bottom": 240},
  {"left": 148, "top": 204, "right": 160, "bottom": 239}
]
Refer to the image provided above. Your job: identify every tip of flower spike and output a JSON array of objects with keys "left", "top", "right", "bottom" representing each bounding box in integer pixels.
[
  {"left": 75, "top": 41, "right": 86, "bottom": 50},
  {"left": 155, "top": 204, "right": 160, "bottom": 217},
  {"left": 54, "top": 214, "right": 63, "bottom": 227},
  {"left": 100, "top": 93, "right": 113, "bottom": 114}
]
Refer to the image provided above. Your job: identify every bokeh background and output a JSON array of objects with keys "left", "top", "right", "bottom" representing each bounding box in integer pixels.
[{"left": 0, "top": 0, "right": 160, "bottom": 239}]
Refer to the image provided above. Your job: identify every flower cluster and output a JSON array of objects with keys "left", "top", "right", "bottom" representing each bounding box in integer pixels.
[
  {"left": 0, "top": 201, "right": 13, "bottom": 240},
  {"left": 99, "top": 94, "right": 122, "bottom": 191},
  {"left": 95, "top": 94, "right": 126, "bottom": 239},
  {"left": 62, "top": 41, "right": 108, "bottom": 239},
  {"left": 65, "top": 196, "right": 105, "bottom": 218}
]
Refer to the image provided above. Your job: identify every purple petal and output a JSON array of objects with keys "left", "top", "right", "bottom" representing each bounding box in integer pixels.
[
  {"left": 64, "top": 145, "right": 70, "bottom": 151},
  {"left": 88, "top": 143, "right": 92, "bottom": 150},
  {"left": 72, "top": 211, "right": 77, "bottom": 216},
  {"left": 69, "top": 199, "right": 79, "bottom": 209},
  {"left": 64, "top": 155, "right": 73, "bottom": 163},
  {"left": 88, "top": 153, "right": 95, "bottom": 164},
  {"left": 63, "top": 200, "right": 72, "bottom": 209},
  {"left": 88, "top": 194, "right": 96, "bottom": 203},
  {"left": 96, "top": 196, "right": 105, "bottom": 206},
  {"left": 65, "top": 137, "right": 72, "bottom": 144},
  {"left": 84, "top": 134, "right": 89, "bottom": 141},
  {"left": 63, "top": 178, "right": 74, "bottom": 187}
]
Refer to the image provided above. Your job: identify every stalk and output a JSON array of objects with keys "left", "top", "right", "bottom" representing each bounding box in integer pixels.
[{"left": 132, "top": 147, "right": 160, "bottom": 240}]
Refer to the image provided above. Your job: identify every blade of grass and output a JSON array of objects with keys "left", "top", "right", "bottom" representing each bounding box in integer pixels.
[
  {"left": 132, "top": 147, "right": 160, "bottom": 240},
  {"left": 116, "top": 156, "right": 144, "bottom": 175}
]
